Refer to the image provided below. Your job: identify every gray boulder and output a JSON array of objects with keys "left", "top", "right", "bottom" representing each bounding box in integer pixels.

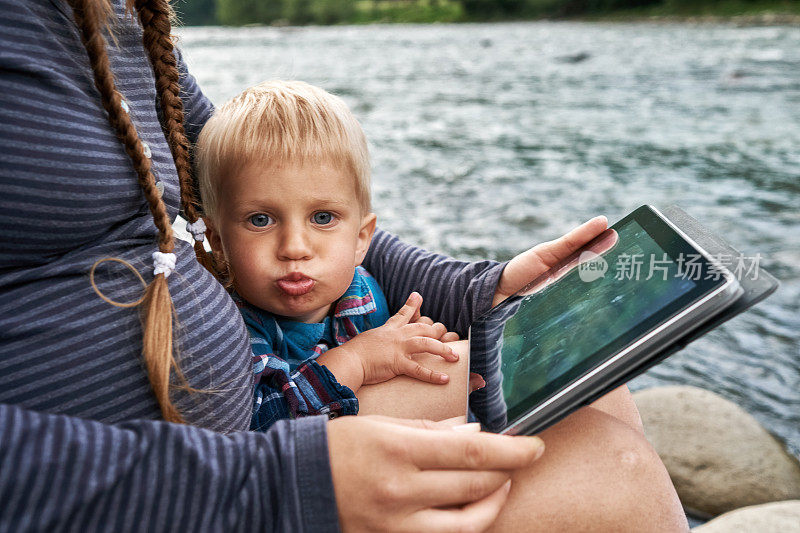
[
  {"left": 691, "top": 500, "right": 800, "bottom": 532},
  {"left": 632, "top": 385, "right": 800, "bottom": 516}
]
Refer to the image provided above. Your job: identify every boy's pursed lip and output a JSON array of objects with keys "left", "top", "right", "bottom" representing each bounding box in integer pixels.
[{"left": 276, "top": 272, "right": 315, "bottom": 296}]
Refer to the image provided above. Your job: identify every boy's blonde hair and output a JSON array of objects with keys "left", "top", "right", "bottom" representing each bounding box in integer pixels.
[{"left": 196, "top": 80, "right": 371, "bottom": 220}]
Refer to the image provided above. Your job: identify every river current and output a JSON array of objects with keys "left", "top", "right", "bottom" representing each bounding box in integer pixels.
[{"left": 177, "top": 21, "right": 800, "bottom": 456}]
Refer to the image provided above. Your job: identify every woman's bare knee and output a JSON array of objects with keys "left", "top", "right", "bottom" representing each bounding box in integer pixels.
[{"left": 489, "top": 407, "right": 688, "bottom": 532}]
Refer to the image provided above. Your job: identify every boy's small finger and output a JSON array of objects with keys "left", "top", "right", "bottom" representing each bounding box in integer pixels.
[
  {"left": 408, "top": 338, "right": 459, "bottom": 361},
  {"left": 441, "top": 331, "right": 460, "bottom": 342},
  {"left": 404, "top": 322, "right": 445, "bottom": 339},
  {"left": 389, "top": 292, "right": 423, "bottom": 325},
  {"left": 402, "top": 359, "right": 449, "bottom": 384},
  {"left": 445, "top": 345, "right": 459, "bottom": 361}
]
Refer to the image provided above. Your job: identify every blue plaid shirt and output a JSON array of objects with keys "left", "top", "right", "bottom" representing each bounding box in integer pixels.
[{"left": 235, "top": 267, "right": 391, "bottom": 431}]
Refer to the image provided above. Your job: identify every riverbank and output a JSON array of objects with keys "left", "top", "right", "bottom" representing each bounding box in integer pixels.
[
  {"left": 177, "top": 0, "right": 800, "bottom": 27},
  {"left": 578, "top": 1, "right": 800, "bottom": 26}
]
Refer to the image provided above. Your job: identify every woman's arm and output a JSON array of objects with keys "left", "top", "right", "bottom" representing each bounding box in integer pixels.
[
  {"left": 363, "top": 229, "right": 506, "bottom": 338},
  {"left": 0, "top": 402, "right": 551, "bottom": 533},
  {"left": 0, "top": 403, "right": 338, "bottom": 532},
  {"left": 175, "top": 46, "right": 215, "bottom": 146}
]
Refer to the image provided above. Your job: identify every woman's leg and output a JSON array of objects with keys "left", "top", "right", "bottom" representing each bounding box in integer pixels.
[
  {"left": 490, "top": 404, "right": 688, "bottom": 532},
  {"left": 357, "top": 340, "right": 470, "bottom": 422},
  {"left": 358, "top": 342, "right": 687, "bottom": 531}
]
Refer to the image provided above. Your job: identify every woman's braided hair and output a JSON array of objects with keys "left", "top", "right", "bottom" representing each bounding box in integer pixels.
[{"left": 69, "top": 0, "right": 212, "bottom": 422}]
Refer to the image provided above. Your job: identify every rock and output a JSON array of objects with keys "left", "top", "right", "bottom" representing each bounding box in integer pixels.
[
  {"left": 691, "top": 500, "right": 800, "bottom": 532},
  {"left": 632, "top": 386, "right": 800, "bottom": 516}
]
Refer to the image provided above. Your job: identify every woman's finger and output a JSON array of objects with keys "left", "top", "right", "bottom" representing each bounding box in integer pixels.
[
  {"left": 413, "top": 315, "right": 435, "bottom": 325},
  {"left": 407, "top": 470, "right": 511, "bottom": 508},
  {"left": 387, "top": 292, "right": 423, "bottom": 326},
  {"left": 360, "top": 415, "right": 449, "bottom": 430},
  {"left": 406, "top": 337, "right": 458, "bottom": 361},
  {"left": 409, "top": 430, "right": 544, "bottom": 471},
  {"left": 399, "top": 358, "right": 449, "bottom": 384},
  {"left": 493, "top": 216, "right": 609, "bottom": 307},
  {"left": 360, "top": 415, "right": 476, "bottom": 432},
  {"left": 524, "top": 216, "right": 608, "bottom": 273},
  {"left": 407, "top": 479, "right": 512, "bottom": 533}
]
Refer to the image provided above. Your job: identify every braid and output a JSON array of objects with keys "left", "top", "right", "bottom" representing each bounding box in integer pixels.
[
  {"left": 70, "top": 0, "right": 182, "bottom": 422},
  {"left": 135, "top": 0, "right": 216, "bottom": 275},
  {"left": 72, "top": 0, "right": 175, "bottom": 249}
]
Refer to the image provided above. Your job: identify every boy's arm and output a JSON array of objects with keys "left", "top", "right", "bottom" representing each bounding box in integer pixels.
[
  {"left": 248, "top": 291, "right": 458, "bottom": 432},
  {"left": 250, "top": 352, "right": 359, "bottom": 431},
  {"left": 247, "top": 316, "right": 359, "bottom": 432}
]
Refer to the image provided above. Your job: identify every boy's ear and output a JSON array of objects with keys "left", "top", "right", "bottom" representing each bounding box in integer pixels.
[
  {"left": 203, "top": 217, "right": 224, "bottom": 256},
  {"left": 354, "top": 212, "right": 377, "bottom": 266}
]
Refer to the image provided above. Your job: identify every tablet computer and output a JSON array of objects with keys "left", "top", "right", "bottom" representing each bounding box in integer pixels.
[{"left": 468, "top": 205, "right": 747, "bottom": 435}]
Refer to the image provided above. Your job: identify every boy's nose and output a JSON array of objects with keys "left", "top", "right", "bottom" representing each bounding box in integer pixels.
[{"left": 277, "top": 225, "right": 312, "bottom": 261}]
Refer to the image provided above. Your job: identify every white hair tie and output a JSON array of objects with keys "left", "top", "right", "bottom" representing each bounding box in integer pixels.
[
  {"left": 185, "top": 219, "right": 207, "bottom": 242},
  {"left": 153, "top": 251, "right": 177, "bottom": 278}
]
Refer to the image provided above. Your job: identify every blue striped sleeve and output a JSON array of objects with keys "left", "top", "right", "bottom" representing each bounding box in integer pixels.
[
  {"left": 363, "top": 229, "right": 507, "bottom": 338},
  {"left": 0, "top": 402, "right": 339, "bottom": 532},
  {"left": 174, "top": 46, "right": 214, "bottom": 145}
]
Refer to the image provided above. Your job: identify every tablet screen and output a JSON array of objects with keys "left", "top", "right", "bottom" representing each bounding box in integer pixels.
[{"left": 470, "top": 206, "right": 729, "bottom": 430}]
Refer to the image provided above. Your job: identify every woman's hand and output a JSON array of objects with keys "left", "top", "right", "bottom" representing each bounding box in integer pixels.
[
  {"left": 328, "top": 415, "right": 544, "bottom": 533},
  {"left": 493, "top": 216, "right": 608, "bottom": 307}
]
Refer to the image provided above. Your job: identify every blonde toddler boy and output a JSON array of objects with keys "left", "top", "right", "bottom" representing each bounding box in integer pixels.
[{"left": 196, "top": 81, "right": 461, "bottom": 430}]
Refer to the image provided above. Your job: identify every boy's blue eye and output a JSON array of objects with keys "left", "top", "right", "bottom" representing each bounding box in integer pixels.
[
  {"left": 312, "top": 212, "right": 334, "bottom": 225},
  {"left": 249, "top": 214, "right": 273, "bottom": 227}
]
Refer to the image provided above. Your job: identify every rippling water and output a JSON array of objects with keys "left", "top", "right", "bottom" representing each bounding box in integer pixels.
[{"left": 178, "top": 22, "right": 800, "bottom": 456}]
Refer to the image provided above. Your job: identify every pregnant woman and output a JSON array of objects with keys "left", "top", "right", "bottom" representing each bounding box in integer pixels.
[{"left": 0, "top": 0, "right": 686, "bottom": 530}]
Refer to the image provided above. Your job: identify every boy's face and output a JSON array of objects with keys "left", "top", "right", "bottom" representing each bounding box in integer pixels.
[{"left": 206, "top": 161, "right": 376, "bottom": 323}]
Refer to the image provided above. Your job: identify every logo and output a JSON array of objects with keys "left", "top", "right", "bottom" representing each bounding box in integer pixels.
[{"left": 578, "top": 251, "right": 608, "bottom": 282}]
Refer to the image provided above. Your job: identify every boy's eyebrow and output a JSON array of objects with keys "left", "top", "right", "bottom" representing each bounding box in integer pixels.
[
  {"left": 304, "top": 197, "right": 352, "bottom": 208},
  {"left": 233, "top": 197, "right": 353, "bottom": 211}
]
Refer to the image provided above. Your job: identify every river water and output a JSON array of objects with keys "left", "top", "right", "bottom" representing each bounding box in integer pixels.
[{"left": 177, "top": 22, "right": 800, "bottom": 456}]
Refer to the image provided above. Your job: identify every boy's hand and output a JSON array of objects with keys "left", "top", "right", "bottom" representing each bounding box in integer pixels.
[
  {"left": 409, "top": 314, "right": 461, "bottom": 342},
  {"left": 338, "top": 292, "right": 460, "bottom": 387},
  {"left": 493, "top": 216, "right": 608, "bottom": 307}
]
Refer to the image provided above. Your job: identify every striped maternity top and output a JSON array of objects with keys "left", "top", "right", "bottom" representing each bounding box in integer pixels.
[{"left": 0, "top": 1, "right": 504, "bottom": 530}]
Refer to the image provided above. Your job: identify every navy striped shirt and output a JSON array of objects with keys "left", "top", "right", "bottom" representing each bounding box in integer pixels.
[{"left": 0, "top": 1, "right": 504, "bottom": 530}]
